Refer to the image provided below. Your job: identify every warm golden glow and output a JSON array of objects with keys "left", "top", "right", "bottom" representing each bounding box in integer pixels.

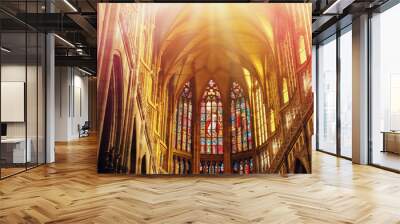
[
  {"left": 270, "top": 109, "right": 276, "bottom": 133},
  {"left": 283, "top": 78, "right": 289, "bottom": 103},
  {"left": 243, "top": 67, "right": 252, "bottom": 91},
  {"left": 97, "top": 3, "right": 313, "bottom": 175},
  {"left": 299, "top": 35, "right": 307, "bottom": 64},
  {"left": 254, "top": 84, "right": 267, "bottom": 146}
]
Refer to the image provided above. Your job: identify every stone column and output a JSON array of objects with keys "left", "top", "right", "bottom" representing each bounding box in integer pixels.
[{"left": 223, "top": 92, "right": 232, "bottom": 174}]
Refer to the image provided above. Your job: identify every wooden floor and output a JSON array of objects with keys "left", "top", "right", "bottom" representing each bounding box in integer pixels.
[
  {"left": 0, "top": 167, "right": 26, "bottom": 178},
  {"left": 1, "top": 136, "right": 400, "bottom": 224},
  {"left": 372, "top": 150, "right": 400, "bottom": 171}
]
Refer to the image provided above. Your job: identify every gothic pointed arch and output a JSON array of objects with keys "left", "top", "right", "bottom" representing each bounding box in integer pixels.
[
  {"left": 98, "top": 52, "right": 124, "bottom": 172},
  {"left": 230, "top": 81, "right": 253, "bottom": 153},
  {"left": 253, "top": 80, "right": 267, "bottom": 147},
  {"left": 200, "top": 80, "right": 224, "bottom": 155},
  {"left": 175, "top": 81, "right": 193, "bottom": 152}
]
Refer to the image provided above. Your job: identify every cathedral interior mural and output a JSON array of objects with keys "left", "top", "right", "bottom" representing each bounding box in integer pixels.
[{"left": 97, "top": 3, "right": 313, "bottom": 175}]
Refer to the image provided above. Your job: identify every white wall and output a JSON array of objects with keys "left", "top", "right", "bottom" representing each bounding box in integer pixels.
[
  {"left": 1, "top": 63, "right": 46, "bottom": 163},
  {"left": 71, "top": 73, "right": 89, "bottom": 138},
  {"left": 55, "top": 67, "right": 70, "bottom": 141},
  {"left": 1, "top": 65, "right": 35, "bottom": 138},
  {"left": 1, "top": 65, "right": 26, "bottom": 139},
  {"left": 55, "top": 67, "right": 89, "bottom": 141}
]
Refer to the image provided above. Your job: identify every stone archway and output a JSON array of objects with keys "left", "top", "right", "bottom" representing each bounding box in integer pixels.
[
  {"left": 130, "top": 120, "right": 137, "bottom": 174},
  {"left": 141, "top": 155, "right": 147, "bottom": 175},
  {"left": 294, "top": 159, "right": 307, "bottom": 174},
  {"left": 98, "top": 53, "right": 124, "bottom": 172}
]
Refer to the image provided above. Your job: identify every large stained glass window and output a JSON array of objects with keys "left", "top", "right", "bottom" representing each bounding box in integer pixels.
[
  {"left": 253, "top": 81, "right": 267, "bottom": 147},
  {"left": 200, "top": 80, "right": 223, "bottom": 154},
  {"left": 230, "top": 82, "right": 253, "bottom": 153},
  {"left": 175, "top": 81, "right": 192, "bottom": 152}
]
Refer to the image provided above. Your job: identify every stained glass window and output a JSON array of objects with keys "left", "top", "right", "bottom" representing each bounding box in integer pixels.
[
  {"left": 270, "top": 109, "right": 276, "bottom": 133},
  {"left": 200, "top": 80, "right": 223, "bottom": 154},
  {"left": 232, "top": 158, "right": 253, "bottom": 174},
  {"left": 299, "top": 35, "right": 307, "bottom": 64},
  {"left": 283, "top": 78, "right": 289, "bottom": 104},
  {"left": 230, "top": 82, "right": 252, "bottom": 153},
  {"left": 175, "top": 81, "right": 192, "bottom": 152},
  {"left": 253, "top": 81, "right": 267, "bottom": 147}
]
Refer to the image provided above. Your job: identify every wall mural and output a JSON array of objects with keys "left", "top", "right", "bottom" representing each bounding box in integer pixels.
[{"left": 97, "top": 3, "right": 313, "bottom": 175}]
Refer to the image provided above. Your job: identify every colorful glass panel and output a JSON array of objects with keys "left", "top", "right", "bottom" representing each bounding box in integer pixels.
[
  {"left": 253, "top": 81, "right": 267, "bottom": 147},
  {"left": 200, "top": 80, "right": 224, "bottom": 155},
  {"left": 175, "top": 82, "right": 192, "bottom": 152},
  {"left": 230, "top": 82, "right": 253, "bottom": 153}
]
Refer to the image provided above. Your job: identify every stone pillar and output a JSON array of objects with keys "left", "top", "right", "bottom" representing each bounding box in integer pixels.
[
  {"left": 223, "top": 92, "right": 232, "bottom": 174},
  {"left": 192, "top": 78, "right": 200, "bottom": 174}
]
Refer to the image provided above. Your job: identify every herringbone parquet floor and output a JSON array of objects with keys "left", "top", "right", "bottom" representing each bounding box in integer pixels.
[{"left": 1, "top": 135, "right": 400, "bottom": 224}]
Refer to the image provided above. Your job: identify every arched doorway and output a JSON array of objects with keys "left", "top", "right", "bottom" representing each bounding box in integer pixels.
[
  {"left": 141, "top": 155, "right": 147, "bottom": 175},
  {"left": 130, "top": 120, "right": 137, "bottom": 174},
  {"left": 294, "top": 159, "right": 307, "bottom": 173},
  {"left": 98, "top": 53, "right": 124, "bottom": 172}
]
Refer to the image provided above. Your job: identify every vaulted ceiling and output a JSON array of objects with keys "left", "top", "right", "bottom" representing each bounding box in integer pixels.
[{"left": 151, "top": 3, "right": 288, "bottom": 95}]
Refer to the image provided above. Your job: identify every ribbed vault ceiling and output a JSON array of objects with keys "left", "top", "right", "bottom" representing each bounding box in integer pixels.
[{"left": 151, "top": 3, "right": 287, "bottom": 95}]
